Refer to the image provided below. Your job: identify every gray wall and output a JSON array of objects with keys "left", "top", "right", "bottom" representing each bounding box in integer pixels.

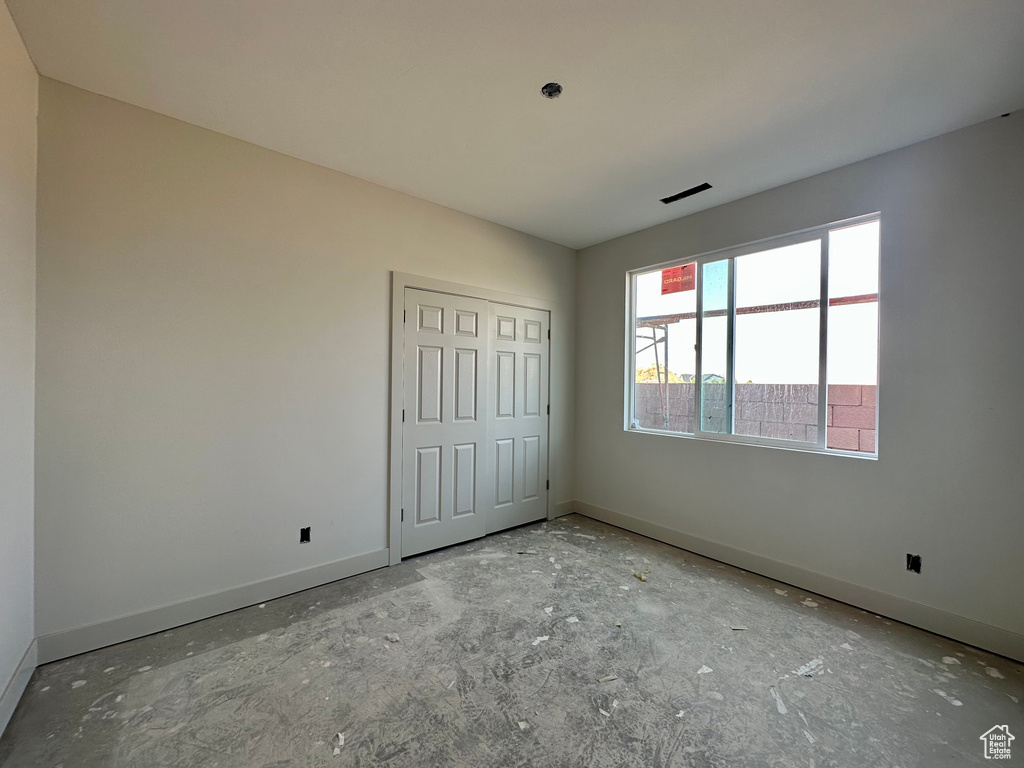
[
  {"left": 34, "top": 79, "right": 576, "bottom": 640},
  {"left": 575, "top": 115, "right": 1024, "bottom": 645},
  {"left": 0, "top": 2, "right": 37, "bottom": 718}
]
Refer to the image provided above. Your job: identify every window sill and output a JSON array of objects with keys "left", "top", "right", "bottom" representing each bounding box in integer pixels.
[{"left": 625, "top": 425, "right": 878, "bottom": 460}]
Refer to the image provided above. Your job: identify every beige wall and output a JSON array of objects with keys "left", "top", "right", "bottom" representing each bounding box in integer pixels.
[
  {"left": 35, "top": 79, "right": 576, "bottom": 640},
  {"left": 0, "top": 1, "right": 37, "bottom": 717},
  {"left": 576, "top": 114, "right": 1024, "bottom": 649}
]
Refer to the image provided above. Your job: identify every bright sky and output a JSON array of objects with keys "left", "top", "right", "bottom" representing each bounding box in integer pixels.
[{"left": 635, "top": 220, "right": 879, "bottom": 385}]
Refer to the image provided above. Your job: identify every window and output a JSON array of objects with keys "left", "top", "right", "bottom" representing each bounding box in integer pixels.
[{"left": 628, "top": 215, "right": 879, "bottom": 455}]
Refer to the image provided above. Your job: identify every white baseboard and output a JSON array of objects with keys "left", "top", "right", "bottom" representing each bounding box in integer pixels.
[
  {"left": 574, "top": 501, "right": 1024, "bottom": 663},
  {"left": 550, "top": 500, "right": 575, "bottom": 519},
  {"left": 0, "top": 639, "right": 37, "bottom": 739},
  {"left": 37, "top": 548, "right": 390, "bottom": 664}
]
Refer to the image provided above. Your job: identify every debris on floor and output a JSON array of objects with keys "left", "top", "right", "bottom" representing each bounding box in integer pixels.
[
  {"left": 614, "top": 619, "right": 622, "bottom": 627},
  {"left": 332, "top": 732, "right": 345, "bottom": 756},
  {"left": 599, "top": 708, "right": 610, "bottom": 717},
  {"left": 566, "top": 616, "right": 579, "bottom": 623},
  {"left": 730, "top": 625, "right": 747, "bottom": 631},
  {"left": 793, "top": 658, "right": 825, "bottom": 677},
  {"left": 676, "top": 710, "right": 685, "bottom": 718},
  {"left": 633, "top": 568, "right": 650, "bottom": 582},
  {"left": 385, "top": 634, "right": 400, "bottom": 643},
  {"left": 933, "top": 689, "right": 963, "bottom": 706},
  {"left": 544, "top": 606, "right": 553, "bottom": 614},
  {"left": 697, "top": 665, "right": 713, "bottom": 674},
  {"left": 532, "top": 636, "right": 550, "bottom": 646},
  {"left": 769, "top": 686, "right": 787, "bottom": 714},
  {"left": 598, "top": 674, "right": 619, "bottom": 683},
  {"left": 801, "top": 598, "right": 818, "bottom": 608},
  {"left": 518, "top": 721, "right": 528, "bottom": 730}
]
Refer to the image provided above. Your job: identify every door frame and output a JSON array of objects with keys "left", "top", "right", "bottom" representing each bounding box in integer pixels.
[{"left": 389, "top": 272, "right": 555, "bottom": 565}]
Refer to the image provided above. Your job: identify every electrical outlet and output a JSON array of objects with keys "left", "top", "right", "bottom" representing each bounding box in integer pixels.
[
  {"left": 300, "top": 527, "right": 310, "bottom": 544},
  {"left": 906, "top": 553, "right": 921, "bottom": 573}
]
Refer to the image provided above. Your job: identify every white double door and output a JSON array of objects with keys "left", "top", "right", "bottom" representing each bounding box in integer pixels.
[{"left": 401, "top": 288, "right": 549, "bottom": 557}]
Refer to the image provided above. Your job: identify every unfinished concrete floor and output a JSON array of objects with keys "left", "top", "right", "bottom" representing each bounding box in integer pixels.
[{"left": 2, "top": 514, "right": 1021, "bottom": 767}]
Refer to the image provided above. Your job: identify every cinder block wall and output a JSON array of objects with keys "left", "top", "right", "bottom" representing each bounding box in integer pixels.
[{"left": 636, "top": 382, "right": 876, "bottom": 452}]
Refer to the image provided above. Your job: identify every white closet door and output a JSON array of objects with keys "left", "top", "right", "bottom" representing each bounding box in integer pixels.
[
  {"left": 485, "top": 303, "right": 549, "bottom": 533},
  {"left": 401, "top": 289, "right": 489, "bottom": 557}
]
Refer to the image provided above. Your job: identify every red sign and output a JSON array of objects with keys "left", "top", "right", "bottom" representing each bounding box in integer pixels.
[{"left": 661, "top": 264, "right": 695, "bottom": 294}]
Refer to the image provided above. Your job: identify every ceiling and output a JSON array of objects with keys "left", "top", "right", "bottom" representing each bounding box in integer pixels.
[{"left": 8, "top": 0, "right": 1024, "bottom": 249}]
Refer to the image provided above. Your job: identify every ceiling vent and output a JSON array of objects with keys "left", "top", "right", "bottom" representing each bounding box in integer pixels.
[{"left": 660, "top": 182, "right": 712, "bottom": 205}]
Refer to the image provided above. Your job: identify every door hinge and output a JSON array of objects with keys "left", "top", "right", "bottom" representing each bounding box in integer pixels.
[
  {"left": 401, "top": 508, "right": 404, "bottom": 522},
  {"left": 547, "top": 404, "right": 550, "bottom": 416},
  {"left": 547, "top": 329, "right": 550, "bottom": 340},
  {"left": 402, "top": 409, "right": 405, "bottom": 422},
  {"left": 403, "top": 309, "right": 406, "bottom": 323},
  {"left": 546, "top": 479, "right": 550, "bottom": 490}
]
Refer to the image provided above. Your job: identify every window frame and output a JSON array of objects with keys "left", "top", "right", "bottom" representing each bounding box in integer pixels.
[{"left": 625, "top": 212, "right": 880, "bottom": 458}]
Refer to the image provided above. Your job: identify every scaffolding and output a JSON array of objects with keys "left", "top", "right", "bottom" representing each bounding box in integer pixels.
[{"left": 634, "top": 322, "right": 671, "bottom": 429}]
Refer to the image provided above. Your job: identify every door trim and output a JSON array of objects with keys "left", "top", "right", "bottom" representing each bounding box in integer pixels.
[{"left": 389, "top": 272, "right": 555, "bottom": 565}]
